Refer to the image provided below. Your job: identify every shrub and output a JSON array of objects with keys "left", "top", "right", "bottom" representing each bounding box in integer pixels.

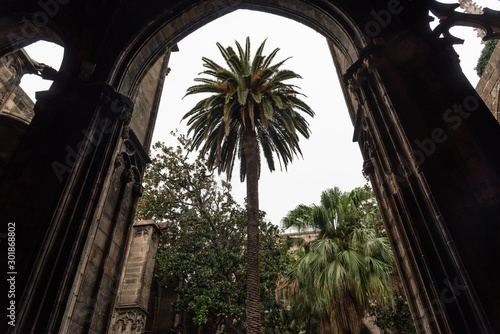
[{"left": 475, "top": 39, "right": 498, "bottom": 77}]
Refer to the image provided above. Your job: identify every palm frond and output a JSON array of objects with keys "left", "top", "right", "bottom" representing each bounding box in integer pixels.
[
  {"left": 279, "top": 187, "right": 396, "bottom": 333},
  {"left": 182, "top": 38, "right": 314, "bottom": 182}
]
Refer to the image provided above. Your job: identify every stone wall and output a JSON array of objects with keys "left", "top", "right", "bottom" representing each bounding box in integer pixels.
[
  {"left": 476, "top": 43, "right": 500, "bottom": 122},
  {"left": 2, "top": 2, "right": 500, "bottom": 332},
  {"left": 454, "top": 0, "right": 499, "bottom": 122},
  {"left": 0, "top": 49, "right": 35, "bottom": 178},
  {"left": 55, "top": 52, "right": 170, "bottom": 334},
  {"left": 108, "top": 220, "right": 160, "bottom": 334},
  {"left": 0, "top": 86, "right": 34, "bottom": 122},
  {"left": 0, "top": 49, "right": 35, "bottom": 121},
  {"left": 114, "top": 220, "right": 210, "bottom": 334}
]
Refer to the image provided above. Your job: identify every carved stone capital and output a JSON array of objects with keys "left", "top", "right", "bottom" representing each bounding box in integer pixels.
[
  {"left": 106, "top": 92, "right": 134, "bottom": 125},
  {"left": 111, "top": 308, "right": 147, "bottom": 334}
]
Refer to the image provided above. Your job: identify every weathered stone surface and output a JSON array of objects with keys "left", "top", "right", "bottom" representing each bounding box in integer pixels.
[
  {"left": 0, "top": 49, "right": 35, "bottom": 178},
  {"left": 0, "top": 2, "right": 499, "bottom": 333},
  {"left": 476, "top": 43, "right": 500, "bottom": 122},
  {"left": 108, "top": 220, "right": 160, "bottom": 334}
]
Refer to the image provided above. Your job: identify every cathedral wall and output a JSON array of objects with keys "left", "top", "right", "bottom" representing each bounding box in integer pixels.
[
  {"left": 0, "top": 50, "right": 34, "bottom": 121},
  {"left": 0, "top": 50, "right": 34, "bottom": 177},
  {"left": 476, "top": 43, "right": 500, "bottom": 122}
]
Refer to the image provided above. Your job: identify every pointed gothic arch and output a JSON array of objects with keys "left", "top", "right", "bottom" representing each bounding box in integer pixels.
[{"left": 0, "top": 1, "right": 499, "bottom": 333}]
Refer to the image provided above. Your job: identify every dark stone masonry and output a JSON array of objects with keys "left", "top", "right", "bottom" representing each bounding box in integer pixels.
[{"left": 1, "top": 1, "right": 499, "bottom": 333}]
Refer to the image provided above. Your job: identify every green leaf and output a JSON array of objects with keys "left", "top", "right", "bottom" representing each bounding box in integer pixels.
[
  {"left": 262, "top": 99, "right": 273, "bottom": 119},
  {"left": 237, "top": 87, "right": 248, "bottom": 105},
  {"left": 272, "top": 94, "right": 283, "bottom": 109},
  {"left": 251, "top": 91, "right": 262, "bottom": 103}
]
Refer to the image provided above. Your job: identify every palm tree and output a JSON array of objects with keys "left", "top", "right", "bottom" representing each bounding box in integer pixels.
[
  {"left": 182, "top": 37, "right": 314, "bottom": 333},
  {"left": 279, "top": 187, "right": 395, "bottom": 333}
]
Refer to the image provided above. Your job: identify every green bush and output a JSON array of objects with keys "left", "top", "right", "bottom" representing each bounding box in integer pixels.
[{"left": 475, "top": 39, "right": 498, "bottom": 77}]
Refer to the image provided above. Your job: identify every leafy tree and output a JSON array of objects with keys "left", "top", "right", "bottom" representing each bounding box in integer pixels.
[
  {"left": 137, "top": 134, "right": 297, "bottom": 333},
  {"left": 182, "top": 37, "right": 314, "bottom": 333},
  {"left": 475, "top": 39, "right": 498, "bottom": 77},
  {"left": 137, "top": 133, "right": 219, "bottom": 223},
  {"left": 278, "top": 187, "right": 396, "bottom": 334}
]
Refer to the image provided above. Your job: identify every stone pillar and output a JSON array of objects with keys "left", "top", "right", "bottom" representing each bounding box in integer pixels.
[
  {"left": 337, "top": 29, "right": 500, "bottom": 333},
  {"left": 0, "top": 79, "right": 137, "bottom": 334},
  {"left": 109, "top": 220, "right": 160, "bottom": 334},
  {"left": 0, "top": 44, "right": 170, "bottom": 333}
]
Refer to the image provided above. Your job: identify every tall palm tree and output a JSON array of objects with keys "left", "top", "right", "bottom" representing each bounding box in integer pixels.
[
  {"left": 279, "top": 187, "right": 394, "bottom": 333},
  {"left": 182, "top": 37, "right": 314, "bottom": 333}
]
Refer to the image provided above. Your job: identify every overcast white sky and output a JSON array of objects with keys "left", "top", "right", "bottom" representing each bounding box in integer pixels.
[{"left": 20, "top": 1, "right": 500, "bottom": 227}]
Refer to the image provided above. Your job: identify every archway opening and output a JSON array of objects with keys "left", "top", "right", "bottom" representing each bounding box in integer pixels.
[
  {"left": 2, "top": 2, "right": 496, "bottom": 332},
  {"left": 19, "top": 40, "right": 64, "bottom": 100},
  {"left": 152, "top": 9, "right": 366, "bottom": 225},
  {"left": 140, "top": 6, "right": 486, "bottom": 226},
  {"left": 120, "top": 4, "right": 496, "bottom": 332},
  {"left": 0, "top": 40, "right": 63, "bottom": 178}
]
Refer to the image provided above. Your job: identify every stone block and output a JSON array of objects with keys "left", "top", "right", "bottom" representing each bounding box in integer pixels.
[
  {"left": 127, "top": 262, "right": 144, "bottom": 268},
  {"left": 128, "top": 256, "right": 146, "bottom": 262},
  {"left": 476, "top": 80, "right": 486, "bottom": 93},
  {"left": 483, "top": 81, "right": 494, "bottom": 99},
  {"left": 72, "top": 300, "right": 92, "bottom": 328},
  {"left": 68, "top": 321, "right": 84, "bottom": 334},
  {"left": 101, "top": 273, "right": 120, "bottom": 299},
  {"left": 104, "top": 257, "right": 119, "bottom": 278},
  {"left": 90, "top": 245, "right": 104, "bottom": 267},
  {"left": 80, "top": 263, "right": 98, "bottom": 303},
  {"left": 124, "top": 278, "right": 141, "bottom": 285},
  {"left": 124, "top": 271, "right": 142, "bottom": 280},
  {"left": 90, "top": 307, "right": 106, "bottom": 333},
  {"left": 109, "top": 241, "right": 122, "bottom": 263},
  {"left": 125, "top": 266, "right": 142, "bottom": 274},
  {"left": 94, "top": 227, "right": 108, "bottom": 251},
  {"left": 119, "top": 294, "right": 139, "bottom": 306}
]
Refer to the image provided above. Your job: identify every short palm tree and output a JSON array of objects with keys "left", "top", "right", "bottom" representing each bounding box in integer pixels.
[
  {"left": 182, "top": 37, "right": 314, "bottom": 333},
  {"left": 279, "top": 187, "right": 395, "bottom": 333}
]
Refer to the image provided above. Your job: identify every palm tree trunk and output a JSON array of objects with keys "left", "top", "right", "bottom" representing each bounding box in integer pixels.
[{"left": 243, "top": 127, "right": 260, "bottom": 333}]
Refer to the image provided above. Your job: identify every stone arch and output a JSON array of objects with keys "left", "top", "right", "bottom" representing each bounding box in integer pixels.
[
  {"left": 0, "top": 18, "right": 63, "bottom": 58},
  {"left": 103, "top": 3, "right": 500, "bottom": 333},
  {"left": 0, "top": 2, "right": 499, "bottom": 334},
  {"left": 110, "top": 0, "right": 366, "bottom": 99}
]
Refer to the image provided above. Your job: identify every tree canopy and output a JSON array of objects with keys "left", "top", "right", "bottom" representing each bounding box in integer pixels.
[
  {"left": 182, "top": 37, "right": 315, "bottom": 333},
  {"left": 278, "top": 187, "right": 404, "bottom": 333},
  {"left": 137, "top": 134, "right": 300, "bottom": 333},
  {"left": 182, "top": 37, "right": 314, "bottom": 181}
]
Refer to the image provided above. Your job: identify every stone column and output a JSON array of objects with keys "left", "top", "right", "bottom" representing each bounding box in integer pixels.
[
  {"left": 337, "top": 29, "right": 500, "bottom": 333},
  {"left": 0, "top": 80, "right": 136, "bottom": 334},
  {"left": 109, "top": 220, "right": 160, "bottom": 334}
]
